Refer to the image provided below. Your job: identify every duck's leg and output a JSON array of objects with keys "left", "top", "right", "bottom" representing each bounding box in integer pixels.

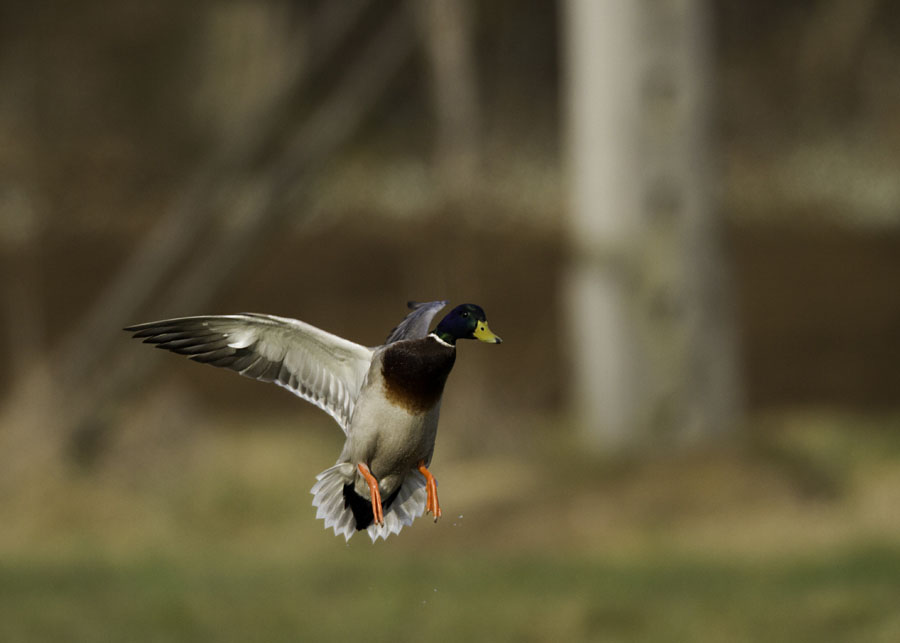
[
  {"left": 417, "top": 460, "right": 441, "bottom": 522},
  {"left": 357, "top": 463, "right": 384, "bottom": 527}
]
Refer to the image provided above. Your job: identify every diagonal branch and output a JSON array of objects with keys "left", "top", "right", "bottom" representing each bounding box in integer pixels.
[
  {"left": 53, "top": 0, "right": 376, "bottom": 392},
  {"left": 1, "top": 0, "right": 420, "bottom": 473},
  {"left": 64, "top": 2, "right": 420, "bottom": 461}
]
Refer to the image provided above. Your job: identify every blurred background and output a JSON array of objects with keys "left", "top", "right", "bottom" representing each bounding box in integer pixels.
[{"left": 2, "top": 0, "right": 900, "bottom": 640}]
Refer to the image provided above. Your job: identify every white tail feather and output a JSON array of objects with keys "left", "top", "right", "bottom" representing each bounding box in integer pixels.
[{"left": 310, "top": 464, "right": 428, "bottom": 542}]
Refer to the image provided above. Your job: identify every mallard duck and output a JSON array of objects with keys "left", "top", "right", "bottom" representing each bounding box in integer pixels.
[{"left": 124, "top": 301, "right": 501, "bottom": 541}]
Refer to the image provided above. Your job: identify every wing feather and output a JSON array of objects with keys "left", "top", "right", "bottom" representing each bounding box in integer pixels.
[
  {"left": 125, "top": 313, "right": 373, "bottom": 433},
  {"left": 384, "top": 300, "right": 448, "bottom": 344}
]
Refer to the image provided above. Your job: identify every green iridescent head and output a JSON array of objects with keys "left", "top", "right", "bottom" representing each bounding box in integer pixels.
[{"left": 433, "top": 304, "right": 502, "bottom": 346}]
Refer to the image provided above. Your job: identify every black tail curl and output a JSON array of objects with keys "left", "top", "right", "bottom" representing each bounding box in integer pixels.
[{"left": 342, "top": 484, "right": 402, "bottom": 531}]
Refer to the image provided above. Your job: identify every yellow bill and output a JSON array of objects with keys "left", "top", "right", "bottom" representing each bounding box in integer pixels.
[{"left": 473, "top": 321, "right": 502, "bottom": 344}]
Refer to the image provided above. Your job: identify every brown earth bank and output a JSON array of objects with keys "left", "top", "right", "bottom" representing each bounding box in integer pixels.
[{"left": 3, "top": 217, "right": 899, "bottom": 412}]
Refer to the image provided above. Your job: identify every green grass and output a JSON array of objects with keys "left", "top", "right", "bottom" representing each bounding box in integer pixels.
[
  {"left": 3, "top": 411, "right": 900, "bottom": 641},
  {"left": 2, "top": 546, "right": 900, "bottom": 642}
]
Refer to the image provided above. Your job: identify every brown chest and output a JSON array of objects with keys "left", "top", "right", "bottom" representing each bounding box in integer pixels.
[{"left": 380, "top": 339, "right": 456, "bottom": 414}]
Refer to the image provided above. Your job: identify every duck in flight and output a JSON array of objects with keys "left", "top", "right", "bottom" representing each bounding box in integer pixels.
[{"left": 125, "top": 301, "right": 501, "bottom": 541}]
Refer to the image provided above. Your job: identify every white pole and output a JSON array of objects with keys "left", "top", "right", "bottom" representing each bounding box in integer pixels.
[
  {"left": 564, "top": 0, "right": 741, "bottom": 449},
  {"left": 564, "top": 0, "right": 643, "bottom": 448}
]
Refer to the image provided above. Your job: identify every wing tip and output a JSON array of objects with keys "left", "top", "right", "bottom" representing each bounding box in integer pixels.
[{"left": 406, "top": 300, "right": 449, "bottom": 310}]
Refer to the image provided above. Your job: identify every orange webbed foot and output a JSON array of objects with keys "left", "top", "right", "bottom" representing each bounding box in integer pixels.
[
  {"left": 357, "top": 463, "right": 384, "bottom": 527},
  {"left": 417, "top": 460, "right": 441, "bottom": 522}
]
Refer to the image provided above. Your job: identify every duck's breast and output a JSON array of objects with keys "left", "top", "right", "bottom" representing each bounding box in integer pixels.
[{"left": 343, "top": 339, "right": 455, "bottom": 477}]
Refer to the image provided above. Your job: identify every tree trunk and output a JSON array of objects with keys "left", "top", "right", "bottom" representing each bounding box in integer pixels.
[{"left": 563, "top": 0, "right": 741, "bottom": 450}]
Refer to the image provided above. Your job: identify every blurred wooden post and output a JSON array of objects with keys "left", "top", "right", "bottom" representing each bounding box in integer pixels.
[
  {"left": 417, "top": 0, "right": 480, "bottom": 203},
  {"left": 197, "top": 1, "right": 296, "bottom": 139},
  {"left": 0, "top": 27, "right": 41, "bottom": 380},
  {"left": 0, "top": 189, "right": 42, "bottom": 378},
  {"left": 563, "top": 0, "right": 741, "bottom": 449},
  {"left": 0, "top": 31, "right": 58, "bottom": 482}
]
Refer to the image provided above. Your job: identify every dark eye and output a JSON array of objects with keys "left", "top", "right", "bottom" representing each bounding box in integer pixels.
[{"left": 461, "top": 311, "right": 469, "bottom": 318}]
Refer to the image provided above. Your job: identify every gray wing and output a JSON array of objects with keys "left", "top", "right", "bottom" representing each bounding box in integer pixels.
[
  {"left": 125, "top": 313, "right": 373, "bottom": 433},
  {"left": 384, "top": 300, "right": 448, "bottom": 344}
]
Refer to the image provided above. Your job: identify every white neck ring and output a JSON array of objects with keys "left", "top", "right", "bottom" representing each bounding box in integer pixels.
[{"left": 428, "top": 332, "right": 455, "bottom": 348}]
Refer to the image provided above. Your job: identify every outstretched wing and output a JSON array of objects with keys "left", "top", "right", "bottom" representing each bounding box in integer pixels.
[
  {"left": 125, "top": 313, "right": 373, "bottom": 433},
  {"left": 384, "top": 300, "right": 448, "bottom": 344}
]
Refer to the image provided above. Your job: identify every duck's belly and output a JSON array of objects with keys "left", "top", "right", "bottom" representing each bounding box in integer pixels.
[{"left": 344, "top": 392, "right": 441, "bottom": 482}]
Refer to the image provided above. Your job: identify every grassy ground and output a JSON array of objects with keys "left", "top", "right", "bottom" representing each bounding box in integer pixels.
[
  {"left": 2, "top": 410, "right": 900, "bottom": 642},
  {"left": 2, "top": 547, "right": 900, "bottom": 642}
]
